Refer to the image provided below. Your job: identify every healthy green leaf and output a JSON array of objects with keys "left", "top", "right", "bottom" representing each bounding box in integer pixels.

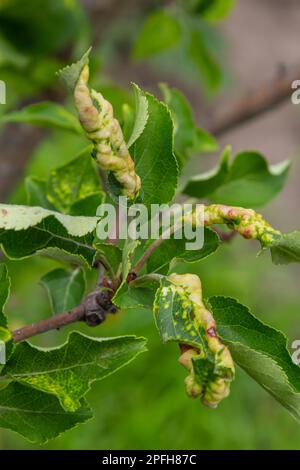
[
  {"left": 121, "top": 239, "right": 140, "bottom": 280},
  {"left": 0, "top": 0, "right": 86, "bottom": 56},
  {"left": 25, "top": 177, "right": 55, "bottom": 210},
  {"left": 133, "top": 10, "right": 181, "bottom": 60},
  {"left": 160, "top": 83, "right": 217, "bottom": 166},
  {"left": 122, "top": 103, "right": 135, "bottom": 144},
  {"left": 183, "top": 147, "right": 290, "bottom": 208},
  {"left": 0, "top": 267, "right": 11, "bottom": 350},
  {"left": 1, "top": 102, "right": 82, "bottom": 133},
  {"left": 188, "top": 27, "right": 222, "bottom": 93},
  {"left": 0, "top": 264, "right": 12, "bottom": 358},
  {"left": 1, "top": 332, "right": 147, "bottom": 412},
  {"left": 131, "top": 88, "right": 178, "bottom": 207},
  {"left": 0, "top": 382, "right": 92, "bottom": 444},
  {"left": 201, "top": 0, "right": 236, "bottom": 20},
  {"left": 147, "top": 227, "right": 220, "bottom": 274},
  {"left": 0, "top": 34, "right": 29, "bottom": 68},
  {"left": 93, "top": 241, "right": 122, "bottom": 277},
  {"left": 41, "top": 268, "right": 86, "bottom": 315},
  {"left": 112, "top": 238, "right": 141, "bottom": 309},
  {"left": 0, "top": 264, "right": 10, "bottom": 330},
  {"left": 209, "top": 296, "right": 300, "bottom": 422},
  {"left": 180, "top": 0, "right": 236, "bottom": 20},
  {"left": 47, "top": 147, "right": 103, "bottom": 215},
  {"left": 126, "top": 84, "right": 149, "bottom": 149},
  {"left": 0, "top": 204, "right": 98, "bottom": 267},
  {"left": 113, "top": 284, "right": 157, "bottom": 310},
  {"left": 268, "top": 231, "right": 300, "bottom": 265},
  {"left": 69, "top": 194, "right": 104, "bottom": 217}
]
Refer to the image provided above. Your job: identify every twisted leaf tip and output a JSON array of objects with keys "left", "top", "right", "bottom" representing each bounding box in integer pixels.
[{"left": 61, "top": 52, "right": 141, "bottom": 199}]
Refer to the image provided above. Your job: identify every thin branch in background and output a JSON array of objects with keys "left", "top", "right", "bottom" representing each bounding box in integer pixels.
[{"left": 208, "top": 63, "right": 300, "bottom": 136}]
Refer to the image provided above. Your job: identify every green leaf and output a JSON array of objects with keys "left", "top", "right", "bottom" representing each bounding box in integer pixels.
[
  {"left": 0, "top": 382, "right": 92, "bottom": 444},
  {"left": 113, "top": 284, "right": 156, "bottom": 310},
  {"left": 121, "top": 239, "right": 140, "bottom": 280},
  {"left": 0, "top": 0, "right": 86, "bottom": 56},
  {"left": 0, "top": 264, "right": 12, "bottom": 358},
  {"left": 0, "top": 204, "right": 98, "bottom": 267},
  {"left": 131, "top": 88, "right": 178, "bottom": 207},
  {"left": 1, "top": 332, "right": 147, "bottom": 412},
  {"left": 112, "top": 238, "right": 141, "bottom": 308},
  {"left": 147, "top": 227, "right": 220, "bottom": 274},
  {"left": 209, "top": 296, "right": 300, "bottom": 422},
  {"left": 47, "top": 147, "right": 103, "bottom": 215},
  {"left": 0, "top": 264, "right": 10, "bottom": 330},
  {"left": 69, "top": 193, "right": 104, "bottom": 217},
  {"left": 268, "top": 231, "right": 300, "bottom": 265},
  {"left": 25, "top": 177, "right": 55, "bottom": 210},
  {"left": 93, "top": 241, "right": 122, "bottom": 277},
  {"left": 122, "top": 103, "right": 135, "bottom": 144},
  {"left": 58, "top": 48, "right": 91, "bottom": 91},
  {"left": 133, "top": 10, "right": 181, "bottom": 60},
  {"left": 200, "top": 0, "right": 236, "bottom": 20},
  {"left": 126, "top": 84, "right": 149, "bottom": 148},
  {"left": 183, "top": 147, "right": 290, "bottom": 208},
  {"left": 41, "top": 268, "right": 86, "bottom": 315},
  {"left": 153, "top": 278, "right": 233, "bottom": 398},
  {"left": 160, "top": 83, "right": 217, "bottom": 167},
  {"left": 154, "top": 278, "right": 207, "bottom": 348},
  {"left": 1, "top": 102, "right": 82, "bottom": 133},
  {"left": 180, "top": 0, "right": 236, "bottom": 20},
  {"left": 188, "top": 27, "right": 222, "bottom": 93},
  {"left": 0, "top": 34, "right": 29, "bottom": 68}
]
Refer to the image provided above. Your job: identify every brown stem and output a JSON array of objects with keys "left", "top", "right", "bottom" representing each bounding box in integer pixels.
[
  {"left": 131, "top": 220, "right": 179, "bottom": 276},
  {"left": 12, "top": 289, "right": 118, "bottom": 343},
  {"left": 208, "top": 63, "right": 300, "bottom": 136},
  {"left": 12, "top": 304, "right": 85, "bottom": 342},
  {"left": 131, "top": 236, "right": 165, "bottom": 276}
]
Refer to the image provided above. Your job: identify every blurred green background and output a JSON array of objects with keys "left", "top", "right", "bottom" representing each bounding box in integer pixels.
[{"left": 0, "top": 0, "right": 300, "bottom": 450}]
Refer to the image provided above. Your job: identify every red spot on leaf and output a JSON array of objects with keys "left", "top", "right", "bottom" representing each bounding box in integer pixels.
[
  {"left": 206, "top": 327, "right": 218, "bottom": 338},
  {"left": 243, "top": 228, "right": 252, "bottom": 239}
]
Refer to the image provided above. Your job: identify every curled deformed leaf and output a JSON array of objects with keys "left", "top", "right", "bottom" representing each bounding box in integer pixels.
[{"left": 154, "top": 274, "right": 234, "bottom": 407}]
